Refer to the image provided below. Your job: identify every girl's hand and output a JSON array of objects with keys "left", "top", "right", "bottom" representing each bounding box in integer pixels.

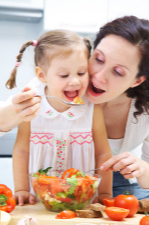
[
  {"left": 100, "top": 151, "right": 147, "bottom": 179},
  {"left": 14, "top": 191, "right": 35, "bottom": 206},
  {"left": 12, "top": 86, "right": 41, "bottom": 122}
]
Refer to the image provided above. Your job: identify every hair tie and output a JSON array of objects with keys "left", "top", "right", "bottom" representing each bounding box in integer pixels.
[
  {"left": 15, "top": 62, "right": 20, "bottom": 67},
  {"left": 32, "top": 40, "right": 38, "bottom": 46}
]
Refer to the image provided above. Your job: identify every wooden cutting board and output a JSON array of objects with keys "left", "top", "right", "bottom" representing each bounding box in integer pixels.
[{"left": 9, "top": 202, "right": 144, "bottom": 225}]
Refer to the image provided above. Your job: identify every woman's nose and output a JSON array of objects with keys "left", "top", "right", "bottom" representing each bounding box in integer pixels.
[{"left": 95, "top": 67, "right": 107, "bottom": 84}]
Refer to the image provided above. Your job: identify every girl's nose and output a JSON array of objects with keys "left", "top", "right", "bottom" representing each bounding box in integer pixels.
[{"left": 69, "top": 77, "right": 80, "bottom": 86}]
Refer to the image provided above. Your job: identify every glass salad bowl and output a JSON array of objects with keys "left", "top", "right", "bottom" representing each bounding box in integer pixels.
[{"left": 30, "top": 168, "right": 102, "bottom": 212}]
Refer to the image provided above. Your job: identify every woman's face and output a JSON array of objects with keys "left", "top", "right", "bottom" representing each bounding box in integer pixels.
[{"left": 86, "top": 34, "right": 145, "bottom": 104}]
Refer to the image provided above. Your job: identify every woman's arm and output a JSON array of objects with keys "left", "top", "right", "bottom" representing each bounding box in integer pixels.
[
  {"left": 13, "top": 121, "right": 35, "bottom": 205},
  {"left": 0, "top": 87, "right": 41, "bottom": 132},
  {"left": 92, "top": 104, "right": 113, "bottom": 204}
]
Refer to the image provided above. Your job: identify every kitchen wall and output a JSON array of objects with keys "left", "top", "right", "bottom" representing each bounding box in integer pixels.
[{"left": 0, "top": 18, "right": 44, "bottom": 155}]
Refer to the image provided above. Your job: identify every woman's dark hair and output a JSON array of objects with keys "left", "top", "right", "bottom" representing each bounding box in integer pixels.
[{"left": 94, "top": 16, "right": 149, "bottom": 118}]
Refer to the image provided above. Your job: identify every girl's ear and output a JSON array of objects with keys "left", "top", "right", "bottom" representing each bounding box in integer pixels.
[
  {"left": 35, "top": 66, "right": 47, "bottom": 83},
  {"left": 131, "top": 75, "right": 146, "bottom": 88}
]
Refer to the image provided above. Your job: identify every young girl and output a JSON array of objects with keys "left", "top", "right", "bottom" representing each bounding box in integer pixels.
[{"left": 6, "top": 30, "right": 112, "bottom": 206}]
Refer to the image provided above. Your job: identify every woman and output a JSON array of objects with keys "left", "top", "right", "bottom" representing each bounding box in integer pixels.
[
  {"left": 0, "top": 86, "right": 41, "bottom": 136},
  {"left": 86, "top": 15, "right": 149, "bottom": 199}
]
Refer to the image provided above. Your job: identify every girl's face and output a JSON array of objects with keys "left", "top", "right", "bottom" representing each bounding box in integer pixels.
[
  {"left": 36, "top": 48, "right": 89, "bottom": 111},
  {"left": 86, "top": 34, "right": 146, "bottom": 104}
]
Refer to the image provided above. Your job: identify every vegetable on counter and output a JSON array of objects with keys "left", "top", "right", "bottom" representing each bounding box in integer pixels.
[
  {"left": 0, "top": 184, "right": 16, "bottom": 213},
  {"left": 114, "top": 191, "right": 139, "bottom": 217},
  {"left": 105, "top": 206, "right": 129, "bottom": 221},
  {"left": 17, "top": 216, "right": 38, "bottom": 225},
  {"left": 140, "top": 212, "right": 149, "bottom": 225},
  {"left": 103, "top": 197, "right": 115, "bottom": 207},
  {"left": 55, "top": 210, "right": 77, "bottom": 219}
]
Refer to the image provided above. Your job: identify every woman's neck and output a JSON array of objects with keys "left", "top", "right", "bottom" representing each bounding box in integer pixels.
[{"left": 101, "top": 93, "right": 130, "bottom": 108}]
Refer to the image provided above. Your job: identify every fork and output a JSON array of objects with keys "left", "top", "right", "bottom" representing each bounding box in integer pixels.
[
  {"left": 36, "top": 94, "right": 85, "bottom": 107},
  {"left": 85, "top": 168, "right": 101, "bottom": 174}
]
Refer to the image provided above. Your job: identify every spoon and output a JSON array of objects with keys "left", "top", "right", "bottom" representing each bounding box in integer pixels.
[
  {"left": 36, "top": 94, "right": 85, "bottom": 107},
  {"left": 17, "top": 88, "right": 85, "bottom": 107}
]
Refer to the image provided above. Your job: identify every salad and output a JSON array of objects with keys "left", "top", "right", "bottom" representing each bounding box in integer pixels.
[{"left": 30, "top": 168, "right": 100, "bottom": 212}]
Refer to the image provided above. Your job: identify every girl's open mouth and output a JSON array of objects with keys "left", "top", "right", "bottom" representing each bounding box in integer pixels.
[{"left": 64, "top": 90, "right": 79, "bottom": 101}]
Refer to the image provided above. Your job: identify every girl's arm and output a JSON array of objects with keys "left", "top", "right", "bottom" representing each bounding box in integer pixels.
[
  {"left": 13, "top": 121, "right": 35, "bottom": 205},
  {"left": 92, "top": 104, "right": 113, "bottom": 204}
]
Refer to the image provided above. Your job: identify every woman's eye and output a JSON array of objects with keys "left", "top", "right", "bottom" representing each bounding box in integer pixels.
[
  {"left": 95, "top": 58, "right": 103, "bottom": 63},
  {"left": 114, "top": 70, "right": 122, "bottom": 76}
]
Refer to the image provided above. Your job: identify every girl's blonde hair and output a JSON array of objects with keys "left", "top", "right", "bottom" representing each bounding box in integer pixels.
[{"left": 6, "top": 30, "right": 92, "bottom": 89}]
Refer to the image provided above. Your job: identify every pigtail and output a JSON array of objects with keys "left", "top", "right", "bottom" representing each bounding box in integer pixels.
[
  {"left": 83, "top": 38, "right": 92, "bottom": 58},
  {"left": 6, "top": 41, "right": 34, "bottom": 89}
]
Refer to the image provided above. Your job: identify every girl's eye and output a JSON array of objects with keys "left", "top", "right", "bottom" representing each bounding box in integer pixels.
[
  {"left": 60, "top": 75, "right": 68, "bottom": 78},
  {"left": 78, "top": 72, "right": 85, "bottom": 76}
]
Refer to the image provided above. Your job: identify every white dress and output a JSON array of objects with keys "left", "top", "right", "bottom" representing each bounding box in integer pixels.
[{"left": 29, "top": 83, "right": 95, "bottom": 194}]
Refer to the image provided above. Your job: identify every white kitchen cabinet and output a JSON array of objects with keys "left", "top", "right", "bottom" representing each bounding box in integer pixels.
[
  {"left": 44, "top": 0, "right": 149, "bottom": 33},
  {"left": 44, "top": 0, "right": 108, "bottom": 33},
  {"left": 108, "top": 0, "right": 149, "bottom": 21}
]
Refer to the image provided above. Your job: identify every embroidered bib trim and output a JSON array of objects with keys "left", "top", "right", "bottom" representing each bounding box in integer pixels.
[
  {"left": 36, "top": 84, "right": 88, "bottom": 120},
  {"left": 30, "top": 132, "right": 93, "bottom": 145}
]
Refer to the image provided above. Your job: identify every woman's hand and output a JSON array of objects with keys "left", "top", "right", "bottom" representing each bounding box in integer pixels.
[
  {"left": 100, "top": 151, "right": 148, "bottom": 179},
  {"left": 12, "top": 86, "right": 41, "bottom": 122},
  {"left": 14, "top": 191, "right": 35, "bottom": 206}
]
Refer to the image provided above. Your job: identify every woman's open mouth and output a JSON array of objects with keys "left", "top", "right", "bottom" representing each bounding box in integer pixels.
[
  {"left": 92, "top": 83, "right": 105, "bottom": 93},
  {"left": 89, "top": 83, "right": 105, "bottom": 97}
]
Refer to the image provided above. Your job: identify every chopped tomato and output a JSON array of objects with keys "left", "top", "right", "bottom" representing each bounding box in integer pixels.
[
  {"left": 73, "top": 96, "right": 84, "bottom": 104},
  {"left": 38, "top": 175, "right": 58, "bottom": 184},
  {"left": 61, "top": 168, "right": 79, "bottom": 179},
  {"left": 55, "top": 210, "right": 77, "bottom": 219},
  {"left": 105, "top": 206, "right": 129, "bottom": 221},
  {"left": 103, "top": 197, "right": 115, "bottom": 207},
  {"left": 56, "top": 197, "right": 73, "bottom": 203}
]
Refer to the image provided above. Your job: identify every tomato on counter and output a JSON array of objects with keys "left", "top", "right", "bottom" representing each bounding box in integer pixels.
[
  {"left": 140, "top": 213, "right": 149, "bottom": 225},
  {"left": 105, "top": 206, "right": 129, "bottom": 221},
  {"left": 0, "top": 184, "right": 16, "bottom": 213},
  {"left": 103, "top": 197, "right": 115, "bottom": 207},
  {"left": 55, "top": 210, "right": 77, "bottom": 219},
  {"left": 114, "top": 192, "right": 139, "bottom": 217}
]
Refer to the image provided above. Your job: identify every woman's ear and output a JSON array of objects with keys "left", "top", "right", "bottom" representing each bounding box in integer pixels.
[
  {"left": 35, "top": 66, "right": 47, "bottom": 83},
  {"left": 131, "top": 75, "right": 146, "bottom": 88}
]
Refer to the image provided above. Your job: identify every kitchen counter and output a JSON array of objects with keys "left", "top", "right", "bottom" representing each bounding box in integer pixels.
[{"left": 10, "top": 202, "right": 144, "bottom": 225}]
